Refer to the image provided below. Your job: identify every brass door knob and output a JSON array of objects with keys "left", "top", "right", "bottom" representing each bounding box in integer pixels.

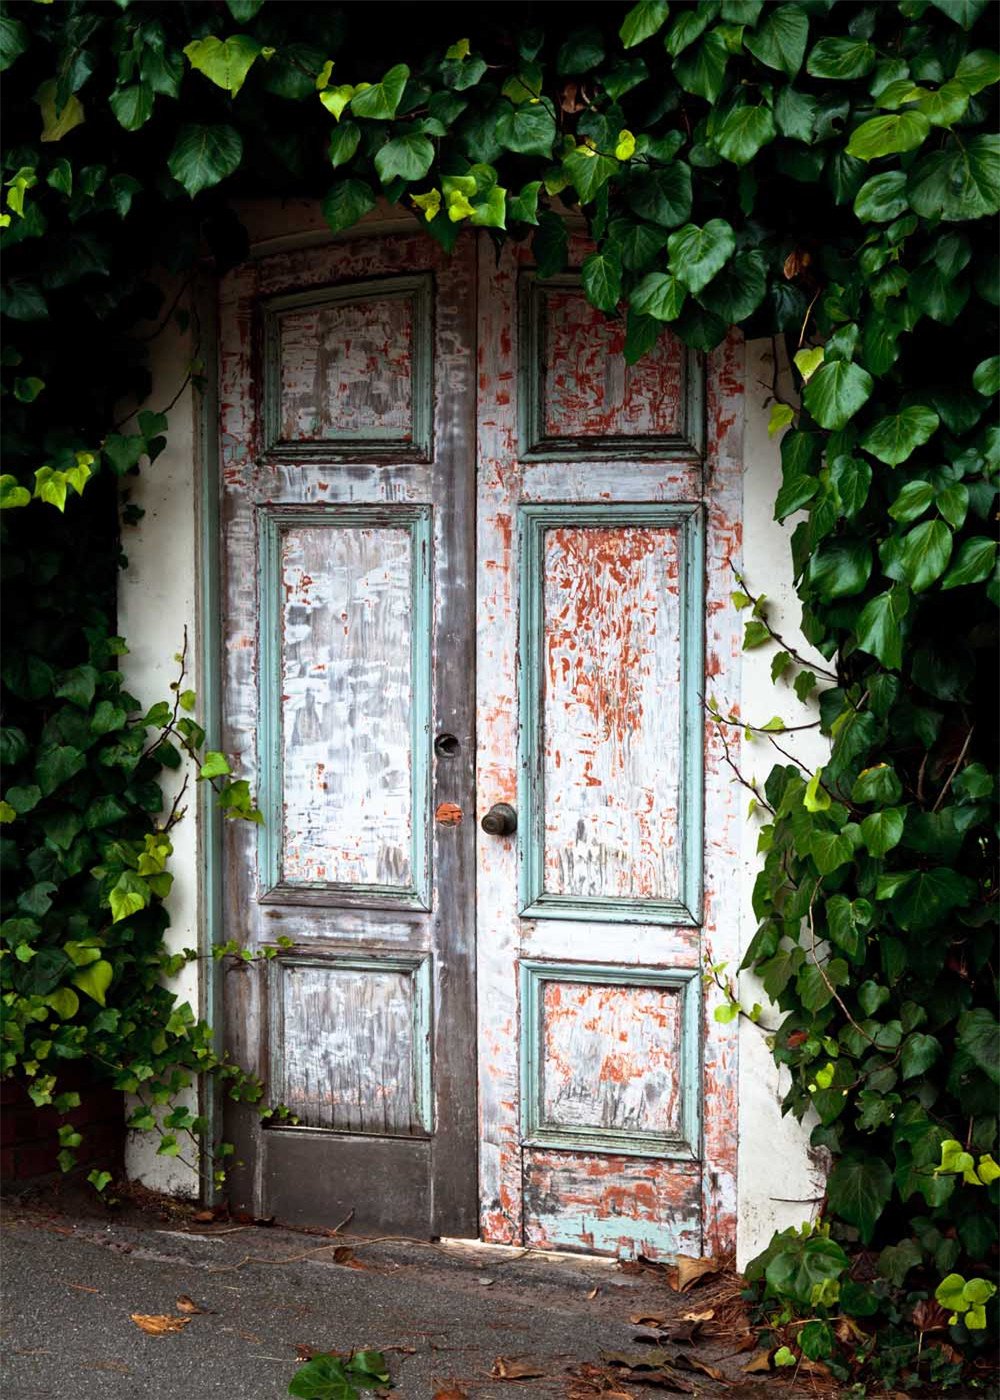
[{"left": 481, "top": 802, "right": 517, "bottom": 836}]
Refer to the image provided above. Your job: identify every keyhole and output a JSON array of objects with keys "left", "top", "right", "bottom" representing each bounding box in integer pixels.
[{"left": 434, "top": 732, "right": 461, "bottom": 757}]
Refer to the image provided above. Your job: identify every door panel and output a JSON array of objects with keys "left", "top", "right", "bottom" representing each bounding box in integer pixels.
[
  {"left": 259, "top": 505, "right": 431, "bottom": 904},
  {"left": 519, "top": 503, "right": 703, "bottom": 924},
  {"left": 218, "top": 233, "right": 477, "bottom": 1236},
  {"left": 476, "top": 234, "right": 744, "bottom": 1258}
]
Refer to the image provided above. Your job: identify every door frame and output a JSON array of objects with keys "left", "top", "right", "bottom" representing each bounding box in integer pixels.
[{"left": 198, "top": 206, "right": 746, "bottom": 1258}]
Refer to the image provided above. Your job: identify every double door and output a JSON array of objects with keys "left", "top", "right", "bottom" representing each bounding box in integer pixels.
[{"left": 218, "top": 226, "right": 742, "bottom": 1256}]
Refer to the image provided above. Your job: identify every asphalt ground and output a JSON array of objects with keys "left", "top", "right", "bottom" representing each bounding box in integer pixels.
[{"left": 0, "top": 1192, "right": 828, "bottom": 1399}]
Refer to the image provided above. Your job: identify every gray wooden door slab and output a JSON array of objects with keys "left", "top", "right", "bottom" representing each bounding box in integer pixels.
[{"left": 218, "top": 231, "right": 478, "bottom": 1236}]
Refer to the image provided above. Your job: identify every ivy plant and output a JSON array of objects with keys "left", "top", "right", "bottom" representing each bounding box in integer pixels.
[{"left": 1, "top": 0, "right": 997, "bottom": 1386}]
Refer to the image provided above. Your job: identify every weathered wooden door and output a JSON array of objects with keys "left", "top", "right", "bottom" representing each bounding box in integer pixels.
[
  {"left": 218, "top": 224, "right": 742, "bottom": 1254},
  {"left": 218, "top": 232, "right": 478, "bottom": 1235},
  {"left": 474, "top": 233, "right": 743, "bottom": 1258}
]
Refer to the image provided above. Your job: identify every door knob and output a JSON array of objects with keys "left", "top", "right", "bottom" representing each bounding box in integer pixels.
[{"left": 481, "top": 802, "right": 517, "bottom": 836}]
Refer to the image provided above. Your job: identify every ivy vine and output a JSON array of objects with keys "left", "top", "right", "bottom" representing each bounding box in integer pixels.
[{"left": 1, "top": 0, "right": 997, "bottom": 1386}]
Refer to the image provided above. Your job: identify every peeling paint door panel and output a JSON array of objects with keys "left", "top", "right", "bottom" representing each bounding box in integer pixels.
[
  {"left": 219, "top": 234, "right": 477, "bottom": 1235},
  {"left": 476, "top": 236, "right": 743, "bottom": 1258}
]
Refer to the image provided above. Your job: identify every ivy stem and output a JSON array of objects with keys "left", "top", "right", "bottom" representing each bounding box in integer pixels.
[
  {"left": 932, "top": 724, "right": 974, "bottom": 813},
  {"left": 728, "top": 562, "right": 839, "bottom": 683},
  {"left": 711, "top": 715, "right": 775, "bottom": 815},
  {"left": 807, "top": 892, "right": 876, "bottom": 1048}
]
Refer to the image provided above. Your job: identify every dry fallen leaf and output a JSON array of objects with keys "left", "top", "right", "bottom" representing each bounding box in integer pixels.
[
  {"left": 741, "top": 1350, "right": 772, "bottom": 1374},
  {"left": 130, "top": 1314, "right": 191, "bottom": 1336},
  {"left": 492, "top": 1356, "right": 546, "bottom": 1379},
  {"left": 671, "top": 1255, "right": 720, "bottom": 1293},
  {"left": 682, "top": 1310, "right": 714, "bottom": 1322},
  {"left": 192, "top": 1209, "right": 215, "bottom": 1224},
  {"left": 912, "top": 1298, "right": 950, "bottom": 1334},
  {"left": 175, "top": 1295, "right": 203, "bottom": 1314},
  {"left": 432, "top": 1388, "right": 469, "bottom": 1400},
  {"left": 671, "top": 1352, "right": 726, "bottom": 1383},
  {"left": 586, "top": 1286, "right": 600, "bottom": 1300},
  {"left": 630, "top": 1312, "right": 669, "bottom": 1327},
  {"left": 295, "top": 1344, "right": 316, "bottom": 1361}
]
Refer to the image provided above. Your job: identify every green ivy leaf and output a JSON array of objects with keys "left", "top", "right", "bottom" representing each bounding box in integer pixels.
[
  {"left": 667, "top": 219, "right": 735, "bottom": 294},
  {"left": 826, "top": 1153, "right": 892, "bottom": 1242},
  {"left": 109, "top": 83, "right": 154, "bottom": 131},
  {"left": 619, "top": 1, "right": 670, "bottom": 48},
  {"left": 0, "top": 15, "right": 29, "bottom": 73},
  {"left": 373, "top": 134, "right": 434, "bottom": 184},
  {"left": 807, "top": 537, "right": 872, "bottom": 600},
  {"left": 802, "top": 360, "right": 873, "bottom": 431},
  {"left": 0, "top": 474, "right": 31, "bottom": 509},
  {"left": 908, "top": 134, "right": 1000, "bottom": 222},
  {"left": 321, "top": 178, "right": 375, "bottom": 234},
  {"left": 581, "top": 249, "right": 622, "bottom": 312},
  {"left": 889, "top": 867, "right": 974, "bottom": 931},
  {"left": 674, "top": 31, "right": 729, "bottom": 104},
  {"left": 744, "top": 5, "right": 809, "bottom": 77},
  {"left": 626, "top": 164, "right": 693, "bottom": 228},
  {"left": 327, "top": 122, "right": 360, "bottom": 168},
  {"left": 806, "top": 38, "right": 875, "bottom": 81},
  {"left": 183, "top": 34, "right": 262, "bottom": 98},
  {"left": 496, "top": 102, "right": 556, "bottom": 158},
  {"left": 888, "top": 479, "right": 934, "bottom": 523},
  {"left": 199, "top": 751, "right": 232, "bottom": 780},
  {"left": 860, "top": 807, "right": 905, "bottom": 858},
  {"left": 956, "top": 1010, "right": 1000, "bottom": 1084},
  {"left": 853, "top": 171, "right": 909, "bottom": 224},
  {"left": 863, "top": 405, "right": 940, "bottom": 466},
  {"left": 168, "top": 124, "right": 243, "bottom": 197},
  {"left": 556, "top": 28, "right": 605, "bottom": 75},
  {"left": 37, "top": 80, "right": 85, "bottom": 142},
  {"left": 810, "top": 829, "right": 855, "bottom": 876},
  {"left": 563, "top": 146, "right": 618, "bottom": 204},
  {"left": 901, "top": 1033, "right": 941, "bottom": 1081},
  {"left": 897, "top": 518, "right": 953, "bottom": 592},
  {"left": 73, "top": 958, "right": 113, "bottom": 1006},
  {"left": 941, "top": 536, "right": 997, "bottom": 589},
  {"left": 350, "top": 64, "right": 409, "bottom": 120},
  {"left": 847, "top": 111, "right": 931, "bottom": 161},
  {"left": 712, "top": 105, "right": 776, "bottom": 166},
  {"left": 954, "top": 48, "right": 1000, "bottom": 95},
  {"left": 630, "top": 272, "right": 686, "bottom": 321}
]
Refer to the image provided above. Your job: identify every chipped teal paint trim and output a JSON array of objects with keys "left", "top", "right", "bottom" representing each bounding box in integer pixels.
[
  {"left": 532, "top": 1199, "right": 702, "bottom": 1261},
  {"left": 262, "top": 274, "right": 434, "bottom": 459},
  {"left": 517, "top": 273, "right": 705, "bottom": 462},
  {"left": 257, "top": 504, "right": 432, "bottom": 911},
  {"left": 519, "top": 960, "right": 702, "bottom": 1161},
  {"left": 517, "top": 502, "right": 705, "bottom": 926},
  {"left": 268, "top": 953, "right": 434, "bottom": 1136}
]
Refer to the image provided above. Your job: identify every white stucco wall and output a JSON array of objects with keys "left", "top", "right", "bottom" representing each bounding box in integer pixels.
[
  {"left": 118, "top": 284, "right": 205, "bottom": 1198},
  {"left": 737, "top": 339, "right": 827, "bottom": 1266},
  {"left": 121, "top": 209, "right": 820, "bottom": 1261}
]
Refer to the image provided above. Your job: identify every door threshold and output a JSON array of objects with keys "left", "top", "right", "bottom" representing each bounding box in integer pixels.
[{"left": 438, "top": 1237, "right": 622, "bottom": 1269}]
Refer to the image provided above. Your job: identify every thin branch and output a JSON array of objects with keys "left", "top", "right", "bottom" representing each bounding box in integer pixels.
[
  {"left": 713, "top": 718, "right": 775, "bottom": 815},
  {"left": 798, "top": 287, "right": 821, "bottom": 350},
  {"left": 807, "top": 892, "right": 875, "bottom": 1047},
  {"left": 729, "top": 562, "right": 839, "bottom": 682},
  {"left": 932, "top": 725, "right": 974, "bottom": 813}
]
